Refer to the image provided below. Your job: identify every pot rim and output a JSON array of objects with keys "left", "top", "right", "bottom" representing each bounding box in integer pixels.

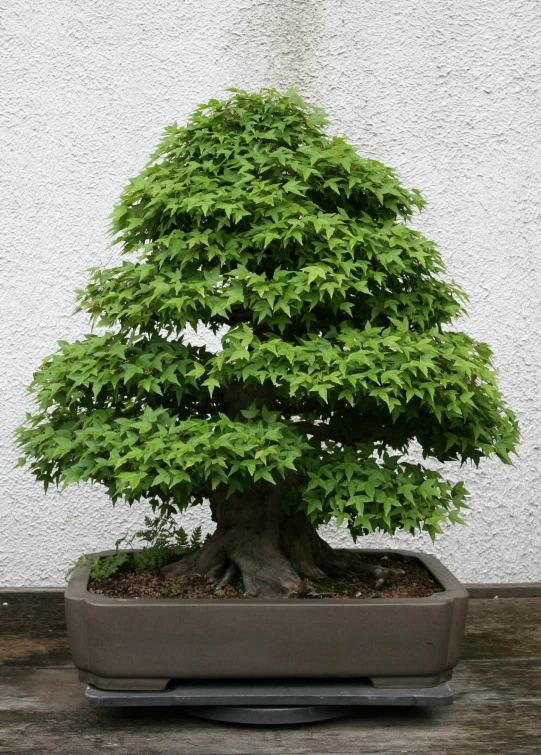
[{"left": 66, "top": 548, "right": 468, "bottom": 607}]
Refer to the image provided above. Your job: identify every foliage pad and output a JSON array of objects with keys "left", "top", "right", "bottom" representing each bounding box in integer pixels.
[{"left": 16, "top": 89, "right": 519, "bottom": 543}]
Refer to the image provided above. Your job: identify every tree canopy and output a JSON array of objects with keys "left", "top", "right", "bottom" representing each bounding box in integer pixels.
[{"left": 16, "top": 88, "right": 519, "bottom": 543}]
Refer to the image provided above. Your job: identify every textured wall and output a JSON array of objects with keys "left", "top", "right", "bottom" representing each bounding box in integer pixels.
[{"left": 1, "top": 0, "right": 540, "bottom": 586}]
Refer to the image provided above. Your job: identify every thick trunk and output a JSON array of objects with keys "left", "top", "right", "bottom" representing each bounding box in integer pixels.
[{"left": 162, "top": 478, "right": 396, "bottom": 598}]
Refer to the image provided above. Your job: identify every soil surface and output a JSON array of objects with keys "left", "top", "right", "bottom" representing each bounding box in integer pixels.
[{"left": 88, "top": 552, "right": 443, "bottom": 600}]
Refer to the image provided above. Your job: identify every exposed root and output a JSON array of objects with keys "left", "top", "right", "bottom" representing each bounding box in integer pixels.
[
  {"left": 161, "top": 531, "right": 302, "bottom": 597},
  {"left": 161, "top": 524, "right": 401, "bottom": 598},
  {"left": 217, "top": 562, "right": 238, "bottom": 588}
]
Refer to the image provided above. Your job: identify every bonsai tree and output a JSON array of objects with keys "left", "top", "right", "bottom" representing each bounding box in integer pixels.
[{"left": 16, "top": 89, "right": 519, "bottom": 597}]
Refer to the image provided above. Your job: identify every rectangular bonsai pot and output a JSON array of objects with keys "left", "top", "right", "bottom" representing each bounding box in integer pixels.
[{"left": 65, "top": 549, "right": 468, "bottom": 691}]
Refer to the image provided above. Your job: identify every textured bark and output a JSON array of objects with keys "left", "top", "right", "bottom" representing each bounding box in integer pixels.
[{"left": 162, "top": 478, "right": 395, "bottom": 597}]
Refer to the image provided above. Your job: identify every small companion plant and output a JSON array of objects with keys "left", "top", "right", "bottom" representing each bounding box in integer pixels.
[
  {"left": 66, "top": 515, "right": 204, "bottom": 581},
  {"left": 16, "top": 89, "right": 518, "bottom": 597}
]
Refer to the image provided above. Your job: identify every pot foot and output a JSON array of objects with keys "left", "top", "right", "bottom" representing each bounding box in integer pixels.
[
  {"left": 78, "top": 670, "right": 171, "bottom": 691},
  {"left": 370, "top": 673, "right": 451, "bottom": 689}
]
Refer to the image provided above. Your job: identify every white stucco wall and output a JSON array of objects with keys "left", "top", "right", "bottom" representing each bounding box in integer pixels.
[{"left": 1, "top": 0, "right": 539, "bottom": 586}]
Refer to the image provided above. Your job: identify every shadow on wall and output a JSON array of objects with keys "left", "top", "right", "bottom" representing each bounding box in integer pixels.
[{"left": 226, "top": 0, "right": 323, "bottom": 95}]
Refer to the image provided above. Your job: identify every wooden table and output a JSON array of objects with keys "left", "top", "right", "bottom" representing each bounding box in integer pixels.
[{"left": 1, "top": 591, "right": 540, "bottom": 754}]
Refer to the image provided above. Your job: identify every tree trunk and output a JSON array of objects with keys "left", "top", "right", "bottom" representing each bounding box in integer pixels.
[{"left": 162, "top": 476, "right": 394, "bottom": 597}]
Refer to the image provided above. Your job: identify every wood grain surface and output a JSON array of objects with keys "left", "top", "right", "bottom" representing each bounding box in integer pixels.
[{"left": 1, "top": 593, "right": 540, "bottom": 754}]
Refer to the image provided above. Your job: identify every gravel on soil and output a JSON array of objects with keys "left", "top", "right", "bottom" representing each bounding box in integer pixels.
[{"left": 89, "top": 552, "right": 443, "bottom": 600}]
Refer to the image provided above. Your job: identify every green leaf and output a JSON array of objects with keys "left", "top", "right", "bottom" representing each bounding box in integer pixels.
[{"left": 202, "top": 378, "right": 220, "bottom": 397}]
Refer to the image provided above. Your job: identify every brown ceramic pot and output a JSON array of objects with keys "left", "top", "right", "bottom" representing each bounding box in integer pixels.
[{"left": 65, "top": 549, "right": 468, "bottom": 691}]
